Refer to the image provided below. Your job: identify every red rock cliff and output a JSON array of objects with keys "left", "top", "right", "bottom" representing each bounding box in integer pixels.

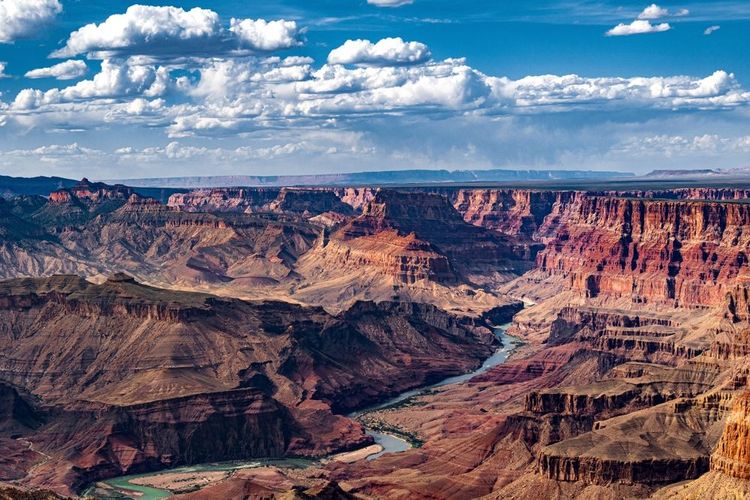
[
  {"left": 537, "top": 193, "right": 750, "bottom": 307},
  {"left": 712, "top": 392, "right": 750, "bottom": 479}
]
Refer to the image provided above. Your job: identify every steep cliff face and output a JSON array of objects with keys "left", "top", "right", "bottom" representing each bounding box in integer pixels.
[
  {"left": 333, "top": 187, "right": 377, "bottom": 211},
  {"left": 603, "top": 188, "right": 750, "bottom": 201},
  {"left": 712, "top": 392, "right": 750, "bottom": 479},
  {"left": 48, "top": 178, "right": 133, "bottom": 205},
  {"left": 536, "top": 393, "right": 723, "bottom": 486},
  {"left": 38, "top": 389, "right": 291, "bottom": 489},
  {"left": 536, "top": 193, "right": 750, "bottom": 306},
  {"left": 328, "top": 189, "right": 531, "bottom": 281},
  {"left": 269, "top": 188, "right": 355, "bottom": 216},
  {"left": 447, "top": 189, "right": 563, "bottom": 239},
  {"left": 168, "top": 187, "right": 354, "bottom": 217},
  {"left": 37, "top": 179, "right": 140, "bottom": 228}
]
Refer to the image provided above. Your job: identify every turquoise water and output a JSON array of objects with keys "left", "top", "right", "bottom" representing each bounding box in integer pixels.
[
  {"left": 92, "top": 324, "right": 520, "bottom": 498},
  {"left": 352, "top": 323, "right": 519, "bottom": 417},
  {"left": 355, "top": 323, "right": 521, "bottom": 458},
  {"left": 99, "top": 475, "right": 171, "bottom": 500},
  {"left": 92, "top": 459, "right": 312, "bottom": 500},
  {"left": 366, "top": 431, "right": 411, "bottom": 460}
]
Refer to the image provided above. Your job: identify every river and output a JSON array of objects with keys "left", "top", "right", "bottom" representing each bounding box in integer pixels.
[
  {"left": 351, "top": 322, "right": 520, "bottom": 458},
  {"left": 91, "top": 323, "right": 519, "bottom": 499}
]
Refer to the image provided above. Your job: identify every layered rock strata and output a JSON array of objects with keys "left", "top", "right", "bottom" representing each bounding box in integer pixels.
[
  {"left": 0, "top": 274, "right": 500, "bottom": 494},
  {"left": 536, "top": 194, "right": 750, "bottom": 307}
]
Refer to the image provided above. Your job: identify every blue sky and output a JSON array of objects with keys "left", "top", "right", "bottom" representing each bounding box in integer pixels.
[{"left": 0, "top": 0, "right": 749, "bottom": 179}]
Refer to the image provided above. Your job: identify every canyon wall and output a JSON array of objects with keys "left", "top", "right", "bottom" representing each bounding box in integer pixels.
[
  {"left": 0, "top": 274, "right": 502, "bottom": 493},
  {"left": 712, "top": 391, "right": 750, "bottom": 479},
  {"left": 536, "top": 193, "right": 750, "bottom": 307}
]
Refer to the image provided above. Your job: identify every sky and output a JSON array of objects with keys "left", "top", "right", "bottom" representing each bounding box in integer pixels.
[{"left": 0, "top": 0, "right": 749, "bottom": 179}]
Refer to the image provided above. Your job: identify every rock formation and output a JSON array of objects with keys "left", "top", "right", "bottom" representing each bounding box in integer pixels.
[
  {"left": 536, "top": 193, "right": 750, "bottom": 307},
  {"left": 168, "top": 187, "right": 281, "bottom": 213},
  {"left": 3, "top": 178, "right": 750, "bottom": 497},
  {"left": 0, "top": 274, "right": 500, "bottom": 494},
  {"left": 712, "top": 391, "right": 750, "bottom": 479}
]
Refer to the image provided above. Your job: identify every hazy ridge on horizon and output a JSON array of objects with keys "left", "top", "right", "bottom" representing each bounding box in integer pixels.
[{"left": 111, "top": 167, "right": 635, "bottom": 188}]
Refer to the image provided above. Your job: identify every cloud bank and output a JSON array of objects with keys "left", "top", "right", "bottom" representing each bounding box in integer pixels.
[
  {"left": 0, "top": 3, "right": 748, "bottom": 177},
  {"left": 52, "top": 5, "right": 302, "bottom": 58}
]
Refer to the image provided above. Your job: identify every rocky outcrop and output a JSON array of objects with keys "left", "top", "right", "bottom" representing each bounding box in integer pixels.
[
  {"left": 167, "top": 187, "right": 281, "bottom": 213},
  {"left": 447, "top": 189, "right": 564, "bottom": 239},
  {"left": 536, "top": 388, "right": 729, "bottom": 486},
  {"left": 603, "top": 188, "right": 750, "bottom": 201},
  {"left": 48, "top": 178, "right": 133, "bottom": 205},
  {"left": 269, "top": 188, "right": 354, "bottom": 216},
  {"left": 549, "top": 306, "right": 675, "bottom": 345},
  {"left": 40, "top": 389, "right": 291, "bottom": 489},
  {"left": 502, "top": 412, "right": 595, "bottom": 449},
  {"left": 167, "top": 187, "right": 354, "bottom": 217},
  {"left": 712, "top": 392, "right": 750, "bottom": 479},
  {"left": 325, "top": 189, "right": 531, "bottom": 284},
  {"left": 525, "top": 384, "right": 641, "bottom": 416},
  {"left": 333, "top": 187, "right": 377, "bottom": 211},
  {"left": 538, "top": 452, "right": 709, "bottom": 485}
]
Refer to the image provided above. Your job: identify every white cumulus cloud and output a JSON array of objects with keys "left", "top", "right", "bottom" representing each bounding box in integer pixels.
[
  {"left": 229, "top": 18, "right": 302, "bottom": 51},
  {"left": 328, "top": 37, "right": 431, "bottom": 66},
  {"left": 13, "top": 58, "right": 170, "bottom": 109},
  {"left": 607, "top": 19, "right": 671, "bottom": 36},
  {"left": 25, "top": 60, "right": 88, "bottom": 80},
  {"left": 52, "top": 5, "right": 221, "bottom": 58},
  {"left": 638, "top": 4, "right": 669, "bottom": 20},
  {"left": 614, "top": 134, "right": 750, "bottom": 158},
  {"left": 638, "top": 4, "right": 689, "bottom": 20},
  {"left": 0, "top": 0, "right": 61, "bottom": 43},
  {"left": 0, "top": 61, "right": 8, "bottom": 78},
  {"left": 52, "top": 5, "right": 301, "bottom": 58}
]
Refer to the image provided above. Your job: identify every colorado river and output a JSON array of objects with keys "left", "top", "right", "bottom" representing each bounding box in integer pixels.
[
  {"left": 351, "top": 322, "right": 521, "bottom": 458},
  {"left": 91, "top": 323, "right": 520, "bottom": 499}
]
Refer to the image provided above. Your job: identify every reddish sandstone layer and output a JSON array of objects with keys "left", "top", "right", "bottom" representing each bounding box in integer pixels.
[
  {"left": 48, "top": 178, "right": 133, "bottom": 205},
  {"left": 712, "top": 391, "right": 750, "bottom": 479},
  {"left": 446, "top": 189, "right": 565, "bottom": 239},
  {"left": 328, "top": 189, "right": 530, "bottom": 282},
  {"left": 268, "top": 188, "right": 354, "bottom": 216},
  {"left": 537, "top": 193, "right": 750, "bottom": 307}
]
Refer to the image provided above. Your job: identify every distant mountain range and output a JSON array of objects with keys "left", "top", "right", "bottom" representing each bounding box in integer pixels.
[
  {"left": 110, "top": 168, "right": 634, "bottom": 188},
  {"left": 11, "top": 167, "right": 750, "bottom": 197},
  {"left": 0, "top": 175, "right": 183, "bottom": 201},
  {"left": 0, "top": 175, "right": 79, "bottom": 198}
]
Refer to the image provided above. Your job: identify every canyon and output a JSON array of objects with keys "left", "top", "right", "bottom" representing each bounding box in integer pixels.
[{"left": 1, "top": 178, "right": 750, "bottom": 498}]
